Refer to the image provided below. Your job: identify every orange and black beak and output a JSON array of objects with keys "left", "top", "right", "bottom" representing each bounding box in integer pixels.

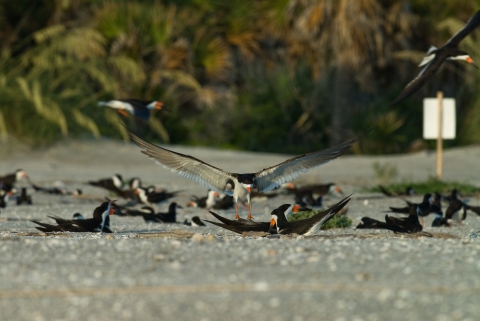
[
  {"left": 270, "top": 218, "right": 276, "bottom": 227},
  {"left": 334, "top": 186, "right": 344, "bottom": 195},
  {"left": 213, "top": 192, "right": 219, "bottom": 197},
  {"left": 118, "top": 109, "right": 130, "bottom": 117},
  {"left": 109, "top": 201, "right": 116, "bottom": 215},
  {"left": 466, "top": 56, "right": 479, "bottom": 69},
  {"left": 155, "top": 101, "right": 163, "bottom": 110},
  {"left": 292, "top": 204, "right": 309, "bottom": 213}
]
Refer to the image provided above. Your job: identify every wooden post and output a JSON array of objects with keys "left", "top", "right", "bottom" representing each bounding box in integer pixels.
[{"left": 436, "top": 91, "right": 443, "bottom": 180}]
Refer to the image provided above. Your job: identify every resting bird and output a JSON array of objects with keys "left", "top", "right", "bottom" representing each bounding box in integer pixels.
[{"left": 128, "top": 128, "right": 356, "bottom": 220}]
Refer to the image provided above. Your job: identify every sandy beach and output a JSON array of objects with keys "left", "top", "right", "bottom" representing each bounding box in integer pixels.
[{"left": 1, "top": 139, "right": 480, "bottom": 321}]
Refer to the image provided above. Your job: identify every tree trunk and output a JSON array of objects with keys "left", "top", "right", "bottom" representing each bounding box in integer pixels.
[{"left": 330, "top": 56, "right": 355, "bottom": 146}]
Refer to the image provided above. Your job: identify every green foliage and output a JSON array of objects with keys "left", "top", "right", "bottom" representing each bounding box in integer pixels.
[
  {"left": 372, "top": 162, "right": 399, "bottom": 185},
  {"left": 367, "top": 177, "right": 480, "bottom": 194},
  {"left": 288, "top": 210, "right": 352, "bottom": 230},
  {"left": 0, "top": 1, "right": 479, "bottom": 151}
]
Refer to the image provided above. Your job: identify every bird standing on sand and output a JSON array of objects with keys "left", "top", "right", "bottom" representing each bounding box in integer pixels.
[
  {"left": 128, "top": 129, "right": 356, "bottom": 220},
  {"left": 391, "top": 10, "right": 480, "bottom": 105}
]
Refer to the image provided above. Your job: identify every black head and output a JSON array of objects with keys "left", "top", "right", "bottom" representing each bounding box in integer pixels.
[
  {"left": 235, "top": 174, "right": 256, "bottom": 185},
  {"left": 422, "top": 193, "right": 433, "bottom": 204}
]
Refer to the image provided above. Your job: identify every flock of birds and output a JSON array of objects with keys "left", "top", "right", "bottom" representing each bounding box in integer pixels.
[{"left": 2, "top": 10, "right": 480, "bottom": 237}]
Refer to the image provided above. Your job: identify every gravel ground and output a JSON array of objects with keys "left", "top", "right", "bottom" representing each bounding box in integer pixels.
[{"left": 1, "top": 140, "right": 480, "bottom": 321}]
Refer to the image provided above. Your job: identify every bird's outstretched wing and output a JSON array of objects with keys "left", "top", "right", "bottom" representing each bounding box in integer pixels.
[
  {"left": 390, "top": 54, "right": 444, "bottom": 105},
  {"left": 128, "top": 130, "right": 232, "bottom": 193},
  {"left": 445, "top": 10, "right": 480, "bottom": 48},
  {"left": 254, "top": 138, "right": 356, "bottom": 192}
]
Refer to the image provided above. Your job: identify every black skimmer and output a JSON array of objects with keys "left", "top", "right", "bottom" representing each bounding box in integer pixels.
[
  {"left": 0, "top": 189, "right": 8, "bottom": 209},
  {"left": 16, "top": 188, "right": 32, "bottom": 205},
  {"left": 213, "top": 194, "right": 235, "bottom": 210},
  {"left": 431, "top": 213, "right": 450, "bottom": 227},
  {"left": 29, "top": 179, "right": 82, "bottom": 196},
  {"left": 357, "top": 205, "right": 422, "bottom": 233},
  {"left": 88, "top": 174, "right": 124, "bottom": 193},
  {"left": 186, "top": 190, "right": 219, "bottom": 209},
  {"left": 128, "top": 129, "right": 356, "bottom": 220},
  {"left": 134, "top": 187, "right": 181, "bottom": 206},
  {"left": 31, "top": 201, "right": 115, "bottom": 233},
  {"left": 391, "top": 10, "right": 480, "bottom": 105},
  {"left": 205, "top": 204, "right": 306, "bottom": 235},
  {"left": 379, "top": 185, "right": 414, "bottom": 197},
  {"left": 0, "top": 169, "right": 27, "bottom": 187},
  {"left": 131, "top": 202, "right": 182, "bottom": 223},
  {"left": 269, "top": 196, "right": 351, "bottom": 235},
  {"left": 98, "top": 99, "right": 163, "bottom": 120},
  {"left": 445, "top": 195, "right": 467, "bottom": 225},
  {"left": 183, "top": 216, "right": 206, "bottom": 226},
  {"left": 388, "top": 193, "right": 438, "bottom": 226}
]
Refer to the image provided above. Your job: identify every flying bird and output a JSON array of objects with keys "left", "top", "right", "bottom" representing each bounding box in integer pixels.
[
  {"left": 391, "top": 10, "right": 480, "bottom": 105},
  {"left": 128, "top": 129, "right": 356, "bottom": 220},
  {"left": 98, "top": 99, "right": 163, "bottom": 120}
]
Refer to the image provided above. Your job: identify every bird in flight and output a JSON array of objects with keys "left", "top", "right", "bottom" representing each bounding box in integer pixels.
[
  {"left": 128, "top": 129, "right": 356, "bottom": 220},
  {"left": 391, "top": 10, "right": 480, "bottom": 105}
]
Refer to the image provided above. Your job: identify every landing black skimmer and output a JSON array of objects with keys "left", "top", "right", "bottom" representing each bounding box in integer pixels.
[
  {"left": 269, "top": 196, "right": 351, "bottom": 235},
  {"left": 128, "top": 130, "right": 356, "bottom": 220},
  {"left": 31, "top": 201, "right": 115, "bottom": 233},
  {"left": 357, "top": 205, "right": 422, "bottom": 233},
  {"left": 98, "top": 99, "right": 163, "bottom": 120},
  {"left": 391, "top": 10, "right": 480, "bottom": 105}
]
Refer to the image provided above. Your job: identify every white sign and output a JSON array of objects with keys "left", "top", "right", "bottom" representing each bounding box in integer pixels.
[{"left": 423, "top": 98, "right": 456, "bottom": 140}]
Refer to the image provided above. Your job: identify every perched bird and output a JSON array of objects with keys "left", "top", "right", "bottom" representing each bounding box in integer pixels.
[
  {"left": 388, "top": 193, "right": 438, "bottom": 226},
  {"left": 379, "top": 185, "right": 414, "bottom": 197},
  {"left": 205, "top": 204, "right": 306, "bottom": 235},
  {"left": 88, "top": 174, "right": 124, "bottom": 193},
  {"left": 135, "top": 187, "right": 181, "bottom": 206},
  {"left": 269, "top": 196, "right": 351, "bottom": 235},
  {"left": 445, "top": 193, "right": 467, "bottom": 225},
  {"left": 431, "top": 213, "right": 450, "bottom": 227},
  {"left": 31, "top": 201, "right": 115, "bottom": 233},
  {"left": 29, "top": 179, "right": 82, "bottom": 196},
  {"left": 187, "top": 190, "right": 219, "bottom": 209},
  {"left": 213, "top": 194, "right": 235, "bottom": 210},
  {"left": 391, "top": 10, "right": 480, "bottom": 105},
  {"left": 357, "top": 205, "right": 422, "bottom": 233},
  {"left": 16, "top": 188, "right": 32, "bottom": 205},
  {"left": 128, "top": 129, "right": 356, "bottom": 220},
  {"left": 183, "top": 216, "right": 206, "bottom": 227},
  {"left": 152, "top": 202, "right": 182, "bottom": 223},
  {"left": 0, "top": 189, "right": 8, "bottom": 209},
  {"left": 98, "top": 99, "right": 163, "bottom": 120},
  {"left": 0, "top": 169, "right": 27, "bottom": 188}
]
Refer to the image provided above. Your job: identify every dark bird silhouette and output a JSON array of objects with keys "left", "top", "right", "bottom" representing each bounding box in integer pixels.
[
  {"left": 135, "top": 187, "right": 181, "bottom": 206},
  {"left": 88, "top": 174, "right": 124, "bottom": 193},
  {"left": 183, "top": 216, "right": 206, "bottom": 226},
  {"left": 186, "top": 190, "right": 219, "bottom": 209},
  {"left": 98, "top": 99, "right": 163, "bottom": 120},
  {"left": 269, "top": 196, "right": 351, "bottom": 235},
  {"left": 31, "top": 201, "right": 115, "bottom": 233},
  {"left": 391, "top": 10, "right": 480, "bottom": 105},
  {"left": 357, "top": 205, "right": 422, "bottom": 233},
  {"left": 0, "top": 169, "right": 27, "bottom": 188},
  {"left": 128, "top": 128, "right": 356, "bottom": 220},
  {"left": 16, "top": 188, "right": 32, "bottom": 205}
]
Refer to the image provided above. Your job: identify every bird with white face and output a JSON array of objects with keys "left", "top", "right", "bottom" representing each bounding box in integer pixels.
[{"left": 127, "top": 129, "right": 356, "bottom": 220}]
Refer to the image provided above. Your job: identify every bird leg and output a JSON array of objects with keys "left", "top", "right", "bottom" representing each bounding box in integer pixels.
[
  {"left": 235, "top": 203, "right": 240, "bottom": 220},
  {"left": 247, "top": 204, "right": 254, "bottom": 220}
]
